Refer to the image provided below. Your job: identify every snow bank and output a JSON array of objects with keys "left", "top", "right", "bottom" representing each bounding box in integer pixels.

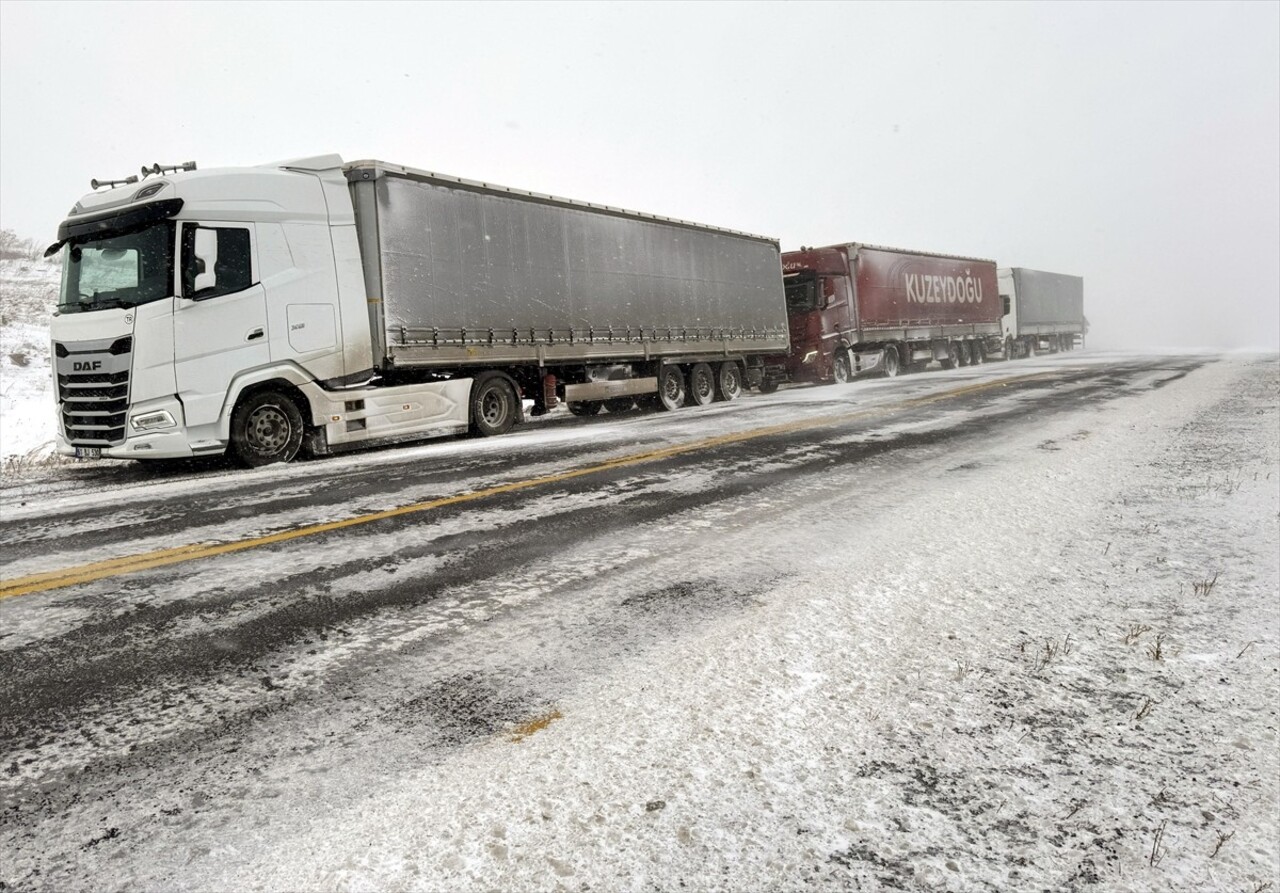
[{"left": 0, "top": 257, "right": 58, "bottom": 465}]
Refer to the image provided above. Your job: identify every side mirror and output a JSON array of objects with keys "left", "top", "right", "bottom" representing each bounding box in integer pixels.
[{"left": 193, "top": 228, "right": 217, "bottom": 293}]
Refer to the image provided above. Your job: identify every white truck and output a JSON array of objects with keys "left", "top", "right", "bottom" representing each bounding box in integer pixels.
[
  {"left": 46, "top": 156, "right": 788, "bottom": 465},
  {"left": 998, "top": 267, "right": 1086, "bottom": 358}
]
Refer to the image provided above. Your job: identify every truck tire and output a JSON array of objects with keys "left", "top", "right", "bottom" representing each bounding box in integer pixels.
[
  {"left": 716, "top": 361, "right": 742, "bottom": 401},
  {"left": 1005, "top": 336, "right": 1016, "bottom": 360},
  {"left": 604, "top": 397, "right": 634, "bottom": 413},
  {"left": 688, "top": 363, "right": 716, "bottom": 406},
  {"left": 230, "top": 389, "right": 305, "bottom": 467},
  {"left": 569, "top": 401, "right": 603, "bottom": 416},
  {"left": 939, "top": 342, "right": 960, "bottom": 370},
  {"left": 973, "top": 342, "right": 986, "bottom": 365},
  {"left": 958, "top": 342, "right": 972, "bottom": 366},
  {"left": 657, "top": 365, "right": 686, "bottom": 411},
  {"left": 470, "top": 371, "right": 519, "bottom": 436},
  {"left": 833, "top": 350, "right": 853, "bottom": 383},
  {"left": 882, "top": 346, "right": 900, "bottom": 378},
  {"left": 758, "top": 378, "right": 780, "bottom": 394}
]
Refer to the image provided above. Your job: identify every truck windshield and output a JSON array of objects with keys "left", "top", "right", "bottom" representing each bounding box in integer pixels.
[
  {"left": 784, "top": 273, "right": 818, "bottom": 314},
  {"left": 58, "top": 221, "right": 175, "bottom": 314}
]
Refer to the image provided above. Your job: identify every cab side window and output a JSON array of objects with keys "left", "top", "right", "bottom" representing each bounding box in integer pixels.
[{"left": 182, "top": 224, "right": 254, "bottom": 299}]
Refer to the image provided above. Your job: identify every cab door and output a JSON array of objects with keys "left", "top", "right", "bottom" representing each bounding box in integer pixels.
[
  {"left": 822, "top": 274, "right": 855, "bottom": 342},
  {"left": 172, "top": 222, "right": 269, "bottom": 430}
]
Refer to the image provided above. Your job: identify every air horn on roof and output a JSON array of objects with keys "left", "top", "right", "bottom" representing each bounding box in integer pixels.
[
  {"left": 140, "top": 161, "right": 197, "bottom": 178},
  {"left": 90, "top": 175, "right": 139, "bottom": 190}
]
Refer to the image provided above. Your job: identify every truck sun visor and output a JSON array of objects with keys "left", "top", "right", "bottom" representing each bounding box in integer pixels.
[{"left": 47, "top": 198, "right": 185, "bottom": 256}]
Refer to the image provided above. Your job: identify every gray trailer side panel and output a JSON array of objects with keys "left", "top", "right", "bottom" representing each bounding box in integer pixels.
[
  {"left": 1011, "top": 268, "right": 1085, "bottom": 328},
  {"left": 349, "top": 166, "right": 788, "bottom": 369}
]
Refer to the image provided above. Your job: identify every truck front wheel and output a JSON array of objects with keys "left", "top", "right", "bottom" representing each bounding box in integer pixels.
[
  {"left": 231, "top": 390, "right": 305, "bottom": 467},
  {"left": 470, "top": 372, "right": 520, "bottom": 436},
  {"left": 833, "top": 350, "right": 853, "bottom": 383}
]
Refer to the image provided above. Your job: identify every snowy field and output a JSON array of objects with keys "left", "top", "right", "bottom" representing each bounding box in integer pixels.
[{"left": 0, "top": 256, "right": 58, "bottom": 467}]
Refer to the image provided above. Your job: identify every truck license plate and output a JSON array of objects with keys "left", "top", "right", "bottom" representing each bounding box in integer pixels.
[{"left": 74, "top": 446, "right": 102, "bottom": 460}]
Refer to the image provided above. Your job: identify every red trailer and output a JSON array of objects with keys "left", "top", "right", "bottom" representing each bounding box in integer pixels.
[{"left": 765, "top": 243, "right": 1003, "bottom": 387}]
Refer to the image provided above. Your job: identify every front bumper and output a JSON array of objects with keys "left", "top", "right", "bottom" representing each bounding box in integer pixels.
[{"left": 56, "top": 396, "right": 213, "bottom": 460}]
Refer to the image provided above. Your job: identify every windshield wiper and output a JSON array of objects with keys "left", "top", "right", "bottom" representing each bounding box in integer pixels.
[{"left": 80, "top": 296, "right": 139, "bottom": 311}]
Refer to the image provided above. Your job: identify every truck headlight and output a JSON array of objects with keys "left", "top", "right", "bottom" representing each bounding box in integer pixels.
[
  {"left": 802, "top": 350, "right": 818, "bottom": 364},
  {"left": 130, "top": 410, "right": 176, "bottom": 431}
]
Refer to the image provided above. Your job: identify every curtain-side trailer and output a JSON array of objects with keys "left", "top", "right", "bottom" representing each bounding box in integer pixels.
[
  {"left": 46, "top": 155, "right": 789, "bottom": 466},
  {"left": 998, "top": 268, "right": 1087, "bottom": 358},
  {"left": 764, "top": 243, "right": 1003, "bottom": 387}
]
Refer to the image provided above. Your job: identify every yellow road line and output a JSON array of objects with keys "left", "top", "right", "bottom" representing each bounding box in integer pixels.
[
  {"left": 510, "top": 709, "right": 564, "bottom": 742},
  {"left": 0, "top": 371, "right": 1056, "bottom": 601}
]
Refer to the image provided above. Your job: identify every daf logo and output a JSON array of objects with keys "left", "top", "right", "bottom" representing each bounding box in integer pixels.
[{"left": 73, "top": 360, "right": 103, "bottom": 372}]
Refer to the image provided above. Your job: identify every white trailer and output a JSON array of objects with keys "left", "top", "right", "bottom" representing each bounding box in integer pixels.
[{"left": 998, "top": 267, "right": 1086, "bottom": 358}]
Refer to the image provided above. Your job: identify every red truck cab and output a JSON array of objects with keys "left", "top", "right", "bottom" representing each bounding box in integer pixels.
[{"left": 773, "top": 247, "right": 854, "bottom": 385}]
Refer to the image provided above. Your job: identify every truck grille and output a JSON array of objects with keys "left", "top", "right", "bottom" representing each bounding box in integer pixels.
[{"left": 55, "top": 336, "right": 132, "bottom": 446}]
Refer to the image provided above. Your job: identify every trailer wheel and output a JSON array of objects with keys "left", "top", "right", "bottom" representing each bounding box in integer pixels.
[
  {"left": 833, "top": 350, "right": 853, "bottom": 383},
  {"left": 230, "top": 389, "right": 305, "bottom": 467},
  {"left": 604, "top": 397, "right": 634, "bottom": 413},
  {"left": 716, "top": 361, "right": 742, "bottom": 401},
  {"left": 958, "top": 342, "right": 972, "bottom": 366},
  {"left": 470, "top": 371, "right": 519, "bottom": 436},
  {"left": 939, "top": 342, "right": 960, "bottom": 370},
  {"left": 882, "top": 346, "right": 900, "bottom": 378},
  {"left": 657, "top": 365, "right": 686, "bottom": 411},
  {"left": 973, "top": 342, "right": 986, "bottom": 365},
  {"left": 569, "top": 400, "right": 603, "bottom": 417},
  {"left": 688, "top": 363, "right": 716, "bottom": 406}
]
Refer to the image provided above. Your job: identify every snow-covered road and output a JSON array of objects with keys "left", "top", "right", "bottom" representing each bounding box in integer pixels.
[{"left": 1, "top": 353, "right": 1277, "bottom": 892}]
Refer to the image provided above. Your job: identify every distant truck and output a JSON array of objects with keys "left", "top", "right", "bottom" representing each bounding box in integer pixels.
[
  {"left": 764, "top": 243, "right": 1003, "bottom": 386},
  {"left": 45, "top": 156, "right": 789, "bottom": 465},
  {"left": 999, "top": 268, "right": 1087, "bottom": 358}
]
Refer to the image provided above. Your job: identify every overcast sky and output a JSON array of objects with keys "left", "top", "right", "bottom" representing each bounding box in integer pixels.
[{"left": 2, "top": 1, "right": 1276, "bottom": 349}]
